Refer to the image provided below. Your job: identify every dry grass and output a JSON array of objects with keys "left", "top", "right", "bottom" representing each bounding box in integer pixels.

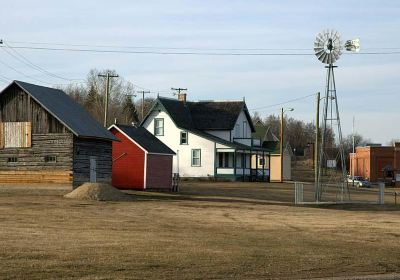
[{"left": 0, "top": 181, "right": 399, "bottom": 279}]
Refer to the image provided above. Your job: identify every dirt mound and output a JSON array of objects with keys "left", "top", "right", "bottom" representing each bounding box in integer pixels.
[{"left": 64, "top": 183, "right": 132, "bottom": 201}]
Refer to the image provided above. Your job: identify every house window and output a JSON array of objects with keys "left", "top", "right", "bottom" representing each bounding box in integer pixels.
[
  {"left": 44, "top": 156, "right": 57, "bottom": 163},
  {"left": 7, "top": 157, "right": 18, "bottom": 163},
  {"left": 258, "top": 158, "right": 265, "bottom": 166},
  {"left": 243, "top": 121, "right": 248, "bottom": 138},
  {"left": 218, "top": 152, "right": 233, "bottom": 168},
  {"left": 154, "top": 118, "right": 164, "bottom": 136},
  {"left": 180, "top": 131, "right": 188, "bottom": 144},
  {"left": 191, "top": 149, "right": 201, "bottom": 167}
]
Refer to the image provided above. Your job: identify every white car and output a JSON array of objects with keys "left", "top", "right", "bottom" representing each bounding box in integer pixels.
[{"left": 347, "top": 176, "right": 371, "bottom": 188}]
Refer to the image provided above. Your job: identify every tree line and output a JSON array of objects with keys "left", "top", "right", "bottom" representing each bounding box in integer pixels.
[
  {"left": 62, "top": 69, "right": 154, "bottom": 126},
  {"left": 63, "top": 69, "right": 369, "bottom": 159},
  {"left": 251, "top": 111, "right": 369, "bottom": 158}
]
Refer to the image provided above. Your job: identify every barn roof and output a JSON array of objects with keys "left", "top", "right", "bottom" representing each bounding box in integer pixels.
[
  {"left": 110, "top": 124, "right": 175, "bottom": 155},
  {"left": 142, "top": 97, "right": 255, "bottom": 132},
  {"left": 2, "top": 81, "right": 117, "bottom": 141}
]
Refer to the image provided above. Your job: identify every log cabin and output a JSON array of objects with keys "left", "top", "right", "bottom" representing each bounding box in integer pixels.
[{"left": 0, "top": 80, "right": 117, "bottom": 186}]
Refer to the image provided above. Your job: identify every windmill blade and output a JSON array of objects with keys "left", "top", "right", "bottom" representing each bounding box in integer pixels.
[
  {"left": 317, "top": 51, "right": 326, "bottom": 60},
  {"left": 320, "top": 52, "right": 328, "bottom": 63},
  {"left": 315, "top": 49, "right": 325, "bottom": 57},
  {"left": 323, "top": 53, "right": 331, "bottom": 64},
  {"left": 314, "top": 41, "right": 324, "bottom": 48}
]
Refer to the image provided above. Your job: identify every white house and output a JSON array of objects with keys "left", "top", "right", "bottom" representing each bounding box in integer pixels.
[{"left": 141, "top": 93, "right": 272, "bottom": 180}]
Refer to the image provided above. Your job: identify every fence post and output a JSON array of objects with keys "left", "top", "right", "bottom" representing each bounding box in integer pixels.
[
  {"left": 378, "top": 182, "right": 385, "bottom": 205},
  {"left": 295, "top": 182, "right": 303, "bottom": 205}
]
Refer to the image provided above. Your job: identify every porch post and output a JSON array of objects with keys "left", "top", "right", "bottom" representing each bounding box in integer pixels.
[
  {"left": 268, "top": 153, "right": 271, "bottom": 182},
  {"left": 256, "top": 152, "right": 258, "bottom": 181},
  {"left": 242, "top": 150, "right": 245, "bottom": 182},
  {"left": 234, "top": 149, "right": 237, "bottom": 178},
  {"left": 262, "top": 150, "right": 265, "bottom": 181}
]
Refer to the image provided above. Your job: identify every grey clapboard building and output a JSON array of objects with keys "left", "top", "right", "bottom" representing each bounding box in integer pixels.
[{"left": 0, "top": 80, "right": 117, "bottom": 186}]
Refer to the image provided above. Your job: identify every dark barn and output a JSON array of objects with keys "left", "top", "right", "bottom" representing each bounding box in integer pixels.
[{"left": 0, "top": 80, "right": 117, "bottom": 186}]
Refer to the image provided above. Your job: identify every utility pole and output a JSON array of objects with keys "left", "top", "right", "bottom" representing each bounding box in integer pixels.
[
  {"left": 171, "top": 87, "right": 187, "bottom": 95},
  {"left": 136, "top": 90, "right": 150, "bottom": 121},
  {"left": 315, "top": 92, "right": 320, "bottom": 193},
  {"left": 280, "top": 108, "right": 284, "bottom": 183},
  {"left": 98, "top": 72, "right": 119, "bottom": 127}
]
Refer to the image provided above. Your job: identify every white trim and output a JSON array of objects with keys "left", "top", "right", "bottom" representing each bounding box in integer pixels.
[
  {"left": 144, "top": 151, "right": 147, "bottom": 190},
  {"left": 148, "top": 152, "right": 174, "bottom": 156},
  {"left": 108, "top": 124, "right": 175, "bottom": 155}
]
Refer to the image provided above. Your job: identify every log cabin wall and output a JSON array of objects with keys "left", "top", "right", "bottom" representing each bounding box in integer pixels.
[
  {"left": 0, "top": 84, "right": 68, "bottom": 133},
  {"left": 73, "top": 137, "right": 112, "bottom": 187},
  {"left": 0, "top": 84, "right": 73, "bottom": 183}
]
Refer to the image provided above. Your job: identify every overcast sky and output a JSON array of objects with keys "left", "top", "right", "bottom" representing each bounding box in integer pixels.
[{"left": 1, "top": 1, "right": 399, "bottom": 144}]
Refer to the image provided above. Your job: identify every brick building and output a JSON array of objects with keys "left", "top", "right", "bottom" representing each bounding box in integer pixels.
[{"left": 349, "top": 143, "right": 400, "bottom": 183}]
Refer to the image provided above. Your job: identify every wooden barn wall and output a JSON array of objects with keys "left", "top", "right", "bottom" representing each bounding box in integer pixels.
[
  {"left": 0, "top": 133, "right": 73, "bottom": 183},
  {"left": 0, "top": 84, "right": 67, "bottom": 134},
  {"left": 73, "top": 137, "right": 112, "bottom": 186}
]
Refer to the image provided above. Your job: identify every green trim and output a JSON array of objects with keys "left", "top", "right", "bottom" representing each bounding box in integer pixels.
[{"left": 213, "top": 142, "right": 216, "bottom": 176}]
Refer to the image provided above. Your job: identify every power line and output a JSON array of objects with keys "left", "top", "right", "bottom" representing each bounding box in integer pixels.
[
  {"left": 1, "top": 41, "right": 83, "bottom": 81},
  {"left": 7, "top": 40, "right": 400, "bottom": 51},
  {"left": 0, "top": 57, "right": 50, "bottom": 84},
  {"left": 3, "top": 44, "right": 400, "bottom": 56},
  {"left": 249, "top": 93, "right": 316, "bottom": 111}
]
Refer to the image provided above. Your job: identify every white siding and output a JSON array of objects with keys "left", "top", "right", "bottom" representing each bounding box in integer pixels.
[
  {"left": 142, "top": 108, "right": 215, "bottom": 177},
  {"left": 231, "top": 111, "right": 252, "bottom": 140},
  {"left": 204, "top": 130, "right": 230, "bottom": 141}
]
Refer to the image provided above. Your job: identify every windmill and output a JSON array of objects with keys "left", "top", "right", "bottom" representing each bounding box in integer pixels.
[{"left": 314, "top": 29, "right": 360, "bottom": 202}]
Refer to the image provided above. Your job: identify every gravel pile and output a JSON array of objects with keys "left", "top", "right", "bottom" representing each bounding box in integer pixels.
[{"left": 64, "top": 183, "right": 132, "bottom": 201}]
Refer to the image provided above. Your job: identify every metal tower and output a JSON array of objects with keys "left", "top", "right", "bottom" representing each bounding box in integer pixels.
[{"left": 314, "top": 29, "right": 360, "bottom": 202}]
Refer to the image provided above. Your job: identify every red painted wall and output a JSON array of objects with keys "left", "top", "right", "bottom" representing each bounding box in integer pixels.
[
  {"left": 146, "top": 154, "right": 173, "bottom": 189},
  {"left": 110, "top": 128, "right": 145, "bottom": 189}
]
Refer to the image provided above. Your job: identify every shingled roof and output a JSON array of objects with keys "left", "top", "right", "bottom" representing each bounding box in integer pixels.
[
  {"left": 110, "top": 124, "right": 175, "bottom": 155},
  {"left": 145, "top": 97, "right": 255, "bottom": 132},
  {"left": 1, "top": 81, "right": 117, "bottom": 141}
]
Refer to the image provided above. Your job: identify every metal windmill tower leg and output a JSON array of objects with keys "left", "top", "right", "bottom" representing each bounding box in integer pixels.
[{"left": 316, "top": 64, "right": 350, "bottom": 202}]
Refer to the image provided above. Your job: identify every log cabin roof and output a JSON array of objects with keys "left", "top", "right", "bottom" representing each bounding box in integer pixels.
[
  {"left": 110, "top": 124, "right": 175, "bottom": 155},
  {"left": 1, "top": 81, "right": 117, "bottom": 141}
]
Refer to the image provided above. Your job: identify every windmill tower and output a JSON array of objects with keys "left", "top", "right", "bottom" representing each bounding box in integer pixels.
[{"left": 314, "top": 30, "right": 360, "bottom": 202}]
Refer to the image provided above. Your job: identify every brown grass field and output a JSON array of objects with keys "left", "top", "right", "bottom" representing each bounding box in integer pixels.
[{"left": 0, "top": 181, "right": 400, "bottom": 279}]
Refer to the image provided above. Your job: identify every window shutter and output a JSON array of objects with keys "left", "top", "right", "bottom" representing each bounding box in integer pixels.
[{"left": 24, "top": 122, "right": 32, "bottom": 148}]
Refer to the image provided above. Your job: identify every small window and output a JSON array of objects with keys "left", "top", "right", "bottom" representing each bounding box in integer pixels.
[
  {"left": 180, "top": 131, "right": 188, "bottom": 144},
  {"left": 258, "top": 158, "right": 265, "bottom": 166},
  {"left": 44, "top": 156, "right": 57, "bottom": 163},
  {"left": 154, "top": 118, "right": 164, "bottom": 136},
  {"left": 243, "top": 121, "right": 248, "bottom": 138},
  {"left": 191, "top": 149, "right": 201, "bottom": 167},
  {"left": 7, "top": 157, "right": 18, "bottom": 163}
]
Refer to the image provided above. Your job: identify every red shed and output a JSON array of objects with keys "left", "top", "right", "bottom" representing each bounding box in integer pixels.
[{"left": 109, "top": 124, "right": 175, "bottom": 190}]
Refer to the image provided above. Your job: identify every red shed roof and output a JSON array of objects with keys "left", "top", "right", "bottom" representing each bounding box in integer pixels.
[{"left": 109, "top": 124, "right": 175, "bottom": 155}]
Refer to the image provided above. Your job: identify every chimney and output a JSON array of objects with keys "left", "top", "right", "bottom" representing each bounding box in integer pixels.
[{"left": 178, "top": 93, "right": 187, "bottom": 103}]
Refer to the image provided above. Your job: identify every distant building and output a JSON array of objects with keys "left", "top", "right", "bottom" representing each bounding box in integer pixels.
[
  {"left": 141, "top": 93, "right": 271, "bottom": 181},
  {"left": 349, "top": 142, "right": 400, "bottom": 184},
  {"left": 252, "top": 121, "right": 292, "bottom": 182}
]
